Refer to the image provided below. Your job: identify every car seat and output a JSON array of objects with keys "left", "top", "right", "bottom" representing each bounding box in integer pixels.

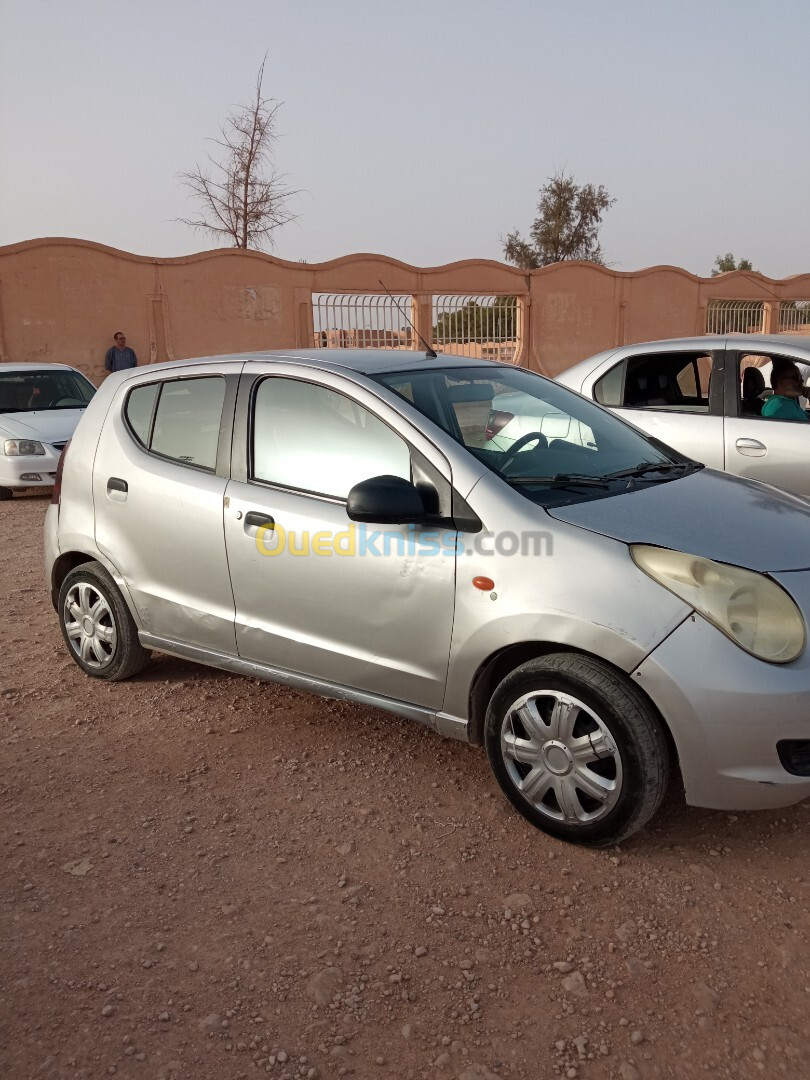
[
  {"left": 741, "top": 367, "right": 766, "bottom": 416},
  {"left": 625, "top": 371, "right": 674, "bottom": 408}
]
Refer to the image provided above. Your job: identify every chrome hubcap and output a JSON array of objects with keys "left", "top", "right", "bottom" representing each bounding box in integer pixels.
[
  {"left": 500, "top": 690, "right": 622, "bottom": 825},
  {"left": 63, "top": 582, "right": 117, "bottom": 669}
]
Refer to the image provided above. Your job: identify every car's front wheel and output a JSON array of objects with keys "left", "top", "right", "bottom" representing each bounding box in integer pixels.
[
  {"left": 58, "top": 561, "right": 151, "bottom": 681},
  {"left": 0, "top": 486, "right": 12, "bottom": 501},
  {"left": 485, "top": 653, "right": 670, "bottom": 846}
]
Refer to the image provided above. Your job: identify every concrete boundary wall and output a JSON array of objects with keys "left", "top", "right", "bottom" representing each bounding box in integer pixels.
[{"left": 2, "top": 237, "right": 809, "bottom": 383}]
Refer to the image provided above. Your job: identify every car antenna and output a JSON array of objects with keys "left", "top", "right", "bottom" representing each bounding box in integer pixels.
[{"left": 378, "top": 279, "right": 437, "bottom": 358}]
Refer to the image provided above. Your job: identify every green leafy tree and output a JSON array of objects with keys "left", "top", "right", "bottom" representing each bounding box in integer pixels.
[
  {"left": 503, "top": 171, "right": 615, "bottom": 269},
  {"left": 711, "top": 253, "right": 755, "bottom": 276}
]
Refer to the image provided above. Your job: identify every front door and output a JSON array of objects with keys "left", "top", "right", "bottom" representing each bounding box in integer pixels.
[
  {"left": 223, "top": 368, "right": 457, "bottom": 708},
  {"left": 725, "top": 349, "right": 810, "bottom": 495}
]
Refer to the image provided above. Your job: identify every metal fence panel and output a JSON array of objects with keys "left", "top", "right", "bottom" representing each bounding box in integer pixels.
[
  {"left": 705, "top": 299, "right": 765, "bottom": 334},
  {"left": 431, "top": 295, "right": 519, "bottom": 362},
  {"left": 779, "top": 300, "right": 810, "bottom": 335},
  {"left": 708, "top": 300, "right": 764, "bottom": 332},
  {"left": 312, "top": 294, "right": 414, "bottom": 350}
]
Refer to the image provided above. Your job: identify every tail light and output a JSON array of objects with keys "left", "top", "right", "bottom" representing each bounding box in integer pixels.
[
  {"left": 51, "top": 439, "right": 70, "bottom": 508},
  {"left": 484, "top": 410, "right": 514, "bottom": 441}
]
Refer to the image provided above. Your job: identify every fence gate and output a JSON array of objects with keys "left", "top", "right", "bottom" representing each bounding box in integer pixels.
[
  {"left": 431, "top": 295, "right": 519, "bottom": 362},
  {"left": 312, "top": 292, "right": 521, "bottom": 362},
  {"left": 312, "top": 294, "right": 414, "bottom": 350},
  {"left": 705, "top": 299, "right": 764, "bottom": 334}
]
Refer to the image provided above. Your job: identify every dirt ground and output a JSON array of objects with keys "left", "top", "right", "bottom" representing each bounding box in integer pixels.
[{"left": 1, "top": 495, "right": 808, "bottom": 1080}]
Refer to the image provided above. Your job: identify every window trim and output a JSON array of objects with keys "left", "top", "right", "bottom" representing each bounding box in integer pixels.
[
  {"left": 246, "top": 373, "right": 414, "bottom": 503},
  {"left": 122, "top": 373, "right": 235, "bottom": 478}
]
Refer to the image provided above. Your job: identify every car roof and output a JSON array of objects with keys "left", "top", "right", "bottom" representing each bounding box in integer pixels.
[
  {"left": 616, "top": 334, "right": 810, "bottom": 352},
  {"left": 126, "top": 348, "right": 527, "bottom": 379},
  {"left": 0, "top": 362, "right": 77, "bottom": 373},
  {"left": 561, "top": 334, "right": 810, "bottom": 381}
]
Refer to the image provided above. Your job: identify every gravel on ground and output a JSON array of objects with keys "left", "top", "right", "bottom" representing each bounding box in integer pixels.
[{"left": 1, "top": 495, "right": 808, "bottom": 1079}]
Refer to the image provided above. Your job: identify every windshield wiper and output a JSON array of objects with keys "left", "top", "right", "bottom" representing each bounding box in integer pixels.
[
  {"left": 603, "top": 461, "right": 703, "bottom": 481},
  {"left": 507, "top": 473, "right": 610, "bottom": 488}
]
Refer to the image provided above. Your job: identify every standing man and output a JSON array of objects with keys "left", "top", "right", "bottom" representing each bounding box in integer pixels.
[{"left": 104, "top": 331, "right": 138, "bottom": 373}]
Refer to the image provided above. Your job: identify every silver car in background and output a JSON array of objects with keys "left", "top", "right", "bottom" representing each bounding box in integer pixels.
[
  {"left": 556, "top": 334, "right": 810, "bottom": 496},
  {"left": 0, "top": 363, "right": 96, "bottom": 499},
  {"left": 45, "top": 350, "right": 810, "bottom": 845}
]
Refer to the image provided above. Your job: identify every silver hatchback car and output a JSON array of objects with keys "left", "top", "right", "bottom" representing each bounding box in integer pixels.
[{"left": 45, "top": 350, "right": 810, "bottom": 845}]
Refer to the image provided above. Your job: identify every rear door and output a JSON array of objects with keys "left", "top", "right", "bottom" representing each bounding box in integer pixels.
[
  {"left": 591, "top": 348, "right": 726, "bottom": 467},
  {"left": 724, "top": 348, "right": 810, "bottom": 495},
  {"left": 93, "top": 365, "right": 240, "bottom": 651}
]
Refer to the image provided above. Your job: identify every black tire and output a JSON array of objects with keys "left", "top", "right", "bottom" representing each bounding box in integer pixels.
[
  {"left": 58, "top": 561, "right": 151, "bottom": 681},
  {"left": 0, "top": 487, "right": 12, "bottom": 501},
  {"left": 485, "top": 652, "right": 670, "bottom": 846}
]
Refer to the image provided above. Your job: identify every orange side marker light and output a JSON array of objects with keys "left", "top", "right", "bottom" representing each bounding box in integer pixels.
[{"left": 473, "top": 576, "right": 495, "bottom": 592}]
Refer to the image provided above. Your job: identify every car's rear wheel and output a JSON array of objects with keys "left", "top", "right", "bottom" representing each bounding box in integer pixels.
[
  {"left": 485, "top": 653, "right": 669, "bottom": 846},
  {"left": 58, "top": 561, "right": 151, "bottom": 681}
]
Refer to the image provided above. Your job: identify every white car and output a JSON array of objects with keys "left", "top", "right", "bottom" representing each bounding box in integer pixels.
[
  {"left": 0, "top": 364, "right": 96, "bottom": 499},
  {"left": 555, "top": 335, "right": 810, "bottom": 497}
]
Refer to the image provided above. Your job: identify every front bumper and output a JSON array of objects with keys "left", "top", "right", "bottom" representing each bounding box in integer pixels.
[
  {"left": 634, "top": 593, "right": 810, "bottom": 811},
  {"left": 0, "top": 447, "right": 61, "bottom": 489}
]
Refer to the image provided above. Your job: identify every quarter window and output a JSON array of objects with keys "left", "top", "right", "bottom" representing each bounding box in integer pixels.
[
  {"left": 125, "top": 377, "right": 225, "bottom": 470},
  {"left": 125, "top": 383, "right": 159, "bottom": 446},
  {"left": 252, "top": 378, "right": 411, "bottom": 498}
]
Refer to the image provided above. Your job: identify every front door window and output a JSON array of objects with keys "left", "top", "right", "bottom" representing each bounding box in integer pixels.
[{"left": 252, "top": 377, "right": 411, "bottom": 497}]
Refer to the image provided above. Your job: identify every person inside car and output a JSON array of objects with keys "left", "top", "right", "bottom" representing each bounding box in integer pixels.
[{"left": 761, "top": 361, "right": 809, "bottom": 422}]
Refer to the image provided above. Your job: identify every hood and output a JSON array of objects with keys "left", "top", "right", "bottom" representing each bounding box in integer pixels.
[
  {"left": 547, "top": 468, "right": 810, "bottom": 573},
  {"left": 0, "top": 408, "right": 86, "bottom": 445}
]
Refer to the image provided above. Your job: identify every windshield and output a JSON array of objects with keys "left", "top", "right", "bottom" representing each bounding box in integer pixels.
[
  {"left": 0, "top": 369, "right": 96, "bottom": 413},
  {"left": 375, "top": 365, "right": 700, "bottom": 506}
]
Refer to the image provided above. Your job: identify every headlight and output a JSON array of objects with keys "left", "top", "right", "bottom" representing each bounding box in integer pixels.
[
  {"left": 4, "top": 439, "right": 46, "bottom": 457},
  {"left": 631, "top": 545, "right": 806, "bottom": 664}
]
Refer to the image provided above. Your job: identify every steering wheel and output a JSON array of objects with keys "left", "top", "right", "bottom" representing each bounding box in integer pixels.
[
  {"left": 499, "top": 431, "right": 548, "bottom": 471},
  {"left": 52, "top": 397, "right": 84, "bottom": 408}
]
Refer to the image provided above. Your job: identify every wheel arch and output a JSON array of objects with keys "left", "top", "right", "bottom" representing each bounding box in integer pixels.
[
  {"left": 50, "top": 551, "right": 96, "bottom": 609},
  {"left": 466, "top": 641, "right": 679, "bottom": 769}
]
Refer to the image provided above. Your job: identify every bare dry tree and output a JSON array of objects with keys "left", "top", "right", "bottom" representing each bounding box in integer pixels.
[{"left": 178, "top": 58, "right": 299, "bottom": 250}]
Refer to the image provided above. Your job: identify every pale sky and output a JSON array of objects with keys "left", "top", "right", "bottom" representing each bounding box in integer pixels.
[{"left": 1, "top": 0, "right": 809, "bottom": 276}]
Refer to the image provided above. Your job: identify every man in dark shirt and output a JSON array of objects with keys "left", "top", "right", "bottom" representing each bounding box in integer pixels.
[{"left": 104, "top": 331, "right": 138, "bottom": 373}]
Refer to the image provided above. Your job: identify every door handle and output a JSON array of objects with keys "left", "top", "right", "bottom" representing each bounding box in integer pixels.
[
  {"left": 244, "top": 510, "right": 275, "bottom": 530},
  {"left": 735, "top": 438, "right": 767, "bottom": 456},
  {"left": 107, "top": 477, "right": 128, "bottom": 493}
]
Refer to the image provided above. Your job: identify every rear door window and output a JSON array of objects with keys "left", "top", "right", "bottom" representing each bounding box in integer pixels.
[
  {"left": 596, "top": 352, "right": 713, "bottom": 412},
  {"left": 125, "top": 377, "right": 226, "bottom": 470}
]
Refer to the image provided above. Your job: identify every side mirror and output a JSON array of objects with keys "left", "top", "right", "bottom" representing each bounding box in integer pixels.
[{"left": 346, "top": 475, "right": 426, "bottom": 524}]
